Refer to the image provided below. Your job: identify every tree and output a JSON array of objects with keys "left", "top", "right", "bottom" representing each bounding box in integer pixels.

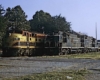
[
  {"left": 0, "top": 5, "right": 5, "bottom": 16},
  {"left": 30, "top": 10, "right": 53, "bottom": 33},
  {"left": 52, "top": 14, "right": 71, "bottom": 32},
  {"left": 0, "top": 5, "right": 6, "bottom": 48},
  {"left": 5, "top": 5, "right": 30, "bottom": 31},
  {"left": 0, "top": 5, "right": 6, "bottom": 31},
  {"left": 30, "top": 10, "right": 71, "bottom": 34}
]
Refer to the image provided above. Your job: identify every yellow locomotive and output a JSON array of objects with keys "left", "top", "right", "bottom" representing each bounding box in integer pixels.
[
  {"left": 2, "top": 29, "right": 35, "bottom": 56},
  {"left": 2, "top": 29, "right": 46, "bottom": 57}
]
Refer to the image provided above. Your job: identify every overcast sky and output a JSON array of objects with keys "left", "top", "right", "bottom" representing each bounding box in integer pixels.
[{"left": 1, "top": 0, "right": 100, "bottom": 39}]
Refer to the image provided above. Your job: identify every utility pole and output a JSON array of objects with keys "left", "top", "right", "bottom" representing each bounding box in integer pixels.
[
  {"left": 95, "top": 23, "right": 97, "bottom": 40},
  {"left": 95, "top": 22, "right": 98, "bottom": 46}
]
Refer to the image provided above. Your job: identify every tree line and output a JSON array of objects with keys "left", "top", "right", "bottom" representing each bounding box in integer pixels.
[{"left": 0, "top": 5, "right": 71, "bottom": 48}]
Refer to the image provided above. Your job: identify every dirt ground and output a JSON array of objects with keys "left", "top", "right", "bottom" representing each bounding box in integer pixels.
[{"left": 0, "top": 57, "right": 100, "bottom": 80}]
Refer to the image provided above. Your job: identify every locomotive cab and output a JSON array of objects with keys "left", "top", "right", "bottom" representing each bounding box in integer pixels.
[{"left": 44, "top": 34, "right": 60, "bottom": 55}]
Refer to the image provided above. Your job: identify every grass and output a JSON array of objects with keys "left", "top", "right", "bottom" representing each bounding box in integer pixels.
[
  {"left": 65, "top": 52, "right": 100, "bottom": 59},
  {"left": 42, "top": 52, "right": 100, "bottom": 59},
  {"left": 0, "top": 52, "right": 99, "bottom": 80},
  {"left": 2, "top": 69, "right": 89, "bottom": 80}
]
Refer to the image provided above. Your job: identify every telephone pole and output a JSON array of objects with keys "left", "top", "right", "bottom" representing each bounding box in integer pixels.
[
  {"left": 95, "top": 22, "right": 98, "bottom": 46},
  {"left": 95, "top": 23, "right": 97, "bottom": 40}
]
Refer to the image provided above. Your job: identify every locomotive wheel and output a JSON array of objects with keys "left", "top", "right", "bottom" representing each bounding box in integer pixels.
[
  {"left": 84, "top": 49, "right": 87, "bottom": 53},
  {"left": 79, "top": 49, "right": 81, "bottom": 54},
  {"left": 14, "top": 49, "right": 21, "bottom": 56},
  {"left": 59, "top": 49, "right": 69, "bottom": 55},
  {"left": 66, "top": 49, "right": 70, "bottom": 55},
  {"left": 81, "top": 49, "right": 85, "bottom": 53},
  {"left": 59, "top": 49, "right": 64, "bottom": 55},
  {"left": 22, "top": 49, "right": 28, "bottom": 56},
  {"left": 77, "top": 49, "right": 80, "bottom": 54},
  {"left": 59, "top": 52, "right": 62, "bottom": 55},
  {"left": 64, "top": 49, "right": 68, "bottom": 55},
  {"left": 86, "top": 49, "right": 89, "bottom": 53},
  {"left": 25, "top": 49, "right": 30, "bottom": 56},
  {"left": 80, "top": 49, "right": 82, "bottom": 53},
  {"left": 62, "top": 49, "right": 66, "bottom": 55},
  {"left": 17, "top": 49, "right": 24, "bottom": 56},
  {"left": 76, "top": 49, "right": 78, "bottom": 54},
  {"left": 29, "top": 49, "right": 33, "bottom": 56},
  {"left": 89, "top": 49, "right": 91, "bottom": 52}
]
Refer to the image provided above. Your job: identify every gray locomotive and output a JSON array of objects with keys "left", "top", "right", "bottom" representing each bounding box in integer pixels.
[{"left": 44, "top": 31, "right": 99, "bottom": 55}]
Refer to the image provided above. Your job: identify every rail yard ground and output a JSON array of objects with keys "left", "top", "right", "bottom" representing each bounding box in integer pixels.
[{"left": 0, "top": 52, "right": 100, "bottom": 80}]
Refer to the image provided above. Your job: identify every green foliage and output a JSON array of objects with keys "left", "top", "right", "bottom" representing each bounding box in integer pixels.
[
  {"left": 4, "top": 5, "right": 30, "bottom": 31},
  {"left": 45, "top": 52, "right": 100, "bottom": 59},
  {"left": 30, "top": 10, "right": 71, "bottom": 34},
  {"left": 0, "top": 5, "right": 6, "bottom": 48},
  {"left": 52, "top": 14, "right": 71, "bottom": 32},
  {"left": 0, "top": 5, "right": 6, "bottom": 31},
  {"left": 30, "top": 10, "right": 53, "bottom": 33}
]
